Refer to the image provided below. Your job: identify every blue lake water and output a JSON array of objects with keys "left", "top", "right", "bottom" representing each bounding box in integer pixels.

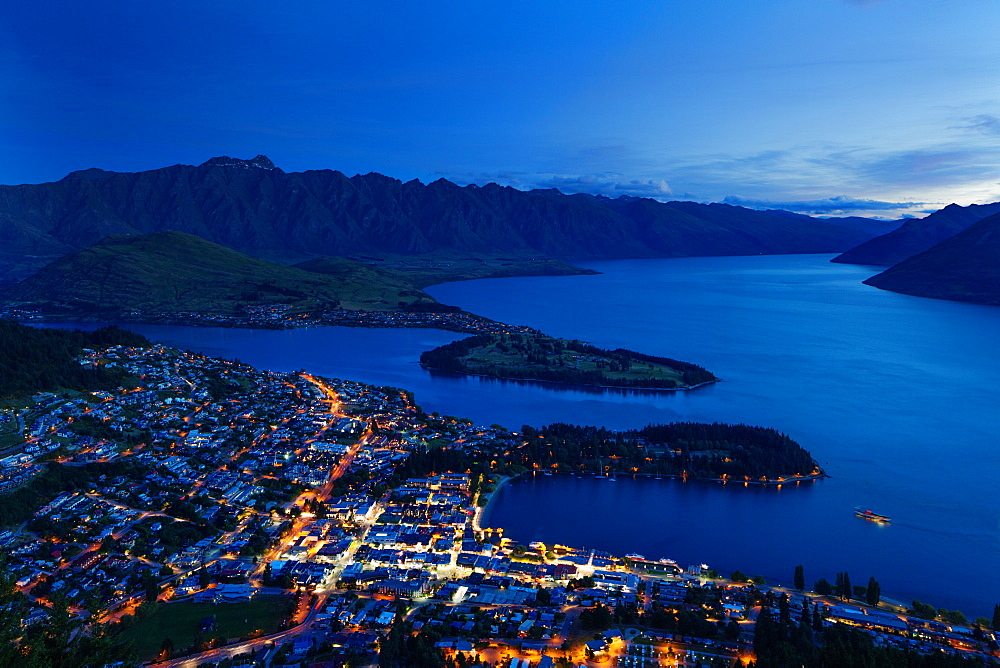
[{"left": 43, "top": 254, "right": 1000, "bottom": 616}]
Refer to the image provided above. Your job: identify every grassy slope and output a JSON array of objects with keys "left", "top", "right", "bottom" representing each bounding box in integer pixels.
[
  {"left": 297, "top": 253, "right": 597, "bottom": 289},
  {"left": 3, "top": 232, "right": 439, "bottom": 315}
]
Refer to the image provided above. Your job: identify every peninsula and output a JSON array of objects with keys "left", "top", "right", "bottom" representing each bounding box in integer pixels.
[{"left": 419, "top": 331, "right": 718, "bottom": 390}]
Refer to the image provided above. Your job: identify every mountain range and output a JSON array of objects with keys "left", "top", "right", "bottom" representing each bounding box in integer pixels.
[
  {"left": 4, "top": 154, "right": 999, "bottom": 311},
  {"left": 862, "top": 212, "right": 1000, "bottom": 305},
  {"left": 0, "top": 155, "right": 875, "bottom": 284},
  {"left": 831, "top": 201, "right": 1000, "bottom": 267}
]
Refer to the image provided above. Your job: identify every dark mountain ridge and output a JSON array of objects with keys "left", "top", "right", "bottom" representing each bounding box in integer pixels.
[
  {"left": 831, "top": 201, "right": 1000, "bottom": 267},
  {"left": 863, "top": 211, "right": 1000, "bottom": 305},
  {"left": 0, "top": 156, "right": 875, "bottom": 283}
]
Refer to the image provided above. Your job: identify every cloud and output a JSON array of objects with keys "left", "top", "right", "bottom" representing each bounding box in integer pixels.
[
  {"left": 531, "top": 174, "right": 672, "bottom": 197},
  {"left": 447, "top": 170, "right": 672, "bottom": 198},
  {"left": 959, "top": 114, "right": 1000, "bottom": 136},
  {"left": 830, "top": 147, "right": 999, "bottom": 189},
  {"left": 722, "top": 195, "right": 926, "bottom": 216}
]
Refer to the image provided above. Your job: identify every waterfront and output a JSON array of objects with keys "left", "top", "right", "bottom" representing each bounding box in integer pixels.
[{"left": 43, "top": 253, "right": 1000, "bottom": 615}]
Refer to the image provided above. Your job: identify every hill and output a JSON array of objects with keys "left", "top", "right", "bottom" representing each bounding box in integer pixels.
[
  {"left": 863, "top": 212, "right": 1000, "bottom": 305},
  {"left": 0, "top": 156, "right": 874, "bottom": 283},
  {"left": 831, "top": 202, "right": 1000, "bottom": 266},
  {"left": 0, "top": 232, "right": 440, "bottom": 317},
  {"left": 295, "top": 254, "right": 597, "bottom": 288},
  {"left": 0, "top": 321, "right": 148, "bottom": 401}
]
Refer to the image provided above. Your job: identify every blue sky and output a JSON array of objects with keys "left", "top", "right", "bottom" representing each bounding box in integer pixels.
[{"left": 3, "top": 0, "right": 999, "bottom": 217}]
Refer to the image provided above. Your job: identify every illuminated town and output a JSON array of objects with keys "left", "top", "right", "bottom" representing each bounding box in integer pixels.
[{"left": 1, "top": 342, "right": 995, "bottom": 667}]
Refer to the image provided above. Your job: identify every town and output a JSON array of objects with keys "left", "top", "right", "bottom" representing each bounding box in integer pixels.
[
  {"left": 0, "top": 303, "right": 542, "bottom": 337},
  {"left": 1, "top": 342, "right": 997, "bottom": 667}
]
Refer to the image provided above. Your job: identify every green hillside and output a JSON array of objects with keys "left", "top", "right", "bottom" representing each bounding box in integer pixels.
[
  {"left": 2, "top": 232, "right": 440, "bottom": 316},
  {"left": 297, "top": 253, "right": 596, "bottom": 288}
]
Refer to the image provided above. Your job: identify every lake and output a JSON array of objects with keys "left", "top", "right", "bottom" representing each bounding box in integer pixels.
[{"left": 42, "top": 254, "right": 1000, "bottom": 616}]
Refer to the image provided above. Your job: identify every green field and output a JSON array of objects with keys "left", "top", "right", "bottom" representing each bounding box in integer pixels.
[
  {"left": 464, "top": 345, "right": 686, "bottom": 383},
  {"left": 123, "top": 597, "right": 291, "bottom": 659}
]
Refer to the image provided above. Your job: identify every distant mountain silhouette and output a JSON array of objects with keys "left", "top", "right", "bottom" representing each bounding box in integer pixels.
[
  {"left": 0, "top": 155, "right": 875, "bottom": 283},
  {"left": 765, "top": 210, "right": 905, "bottom": 238},
  {"left": 863, "top": 212, "right": 1000, "bottom": 305},
  {"left": 832, "top": 202, "right": 1000, "bottom": 267}
]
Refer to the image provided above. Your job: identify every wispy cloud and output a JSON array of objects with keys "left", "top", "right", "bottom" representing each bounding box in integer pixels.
[
  {"left": 958, "top": 114, "right": 1000, "bottom": 136},
  {"left": 721, "top": 195, "right": 925, "bottom": 216},
  {"left": 532, "top": 174, "right": 672, "bottom": 197},
  {"left": 447, "top": 170, "right": 672, "bottom": 198}
]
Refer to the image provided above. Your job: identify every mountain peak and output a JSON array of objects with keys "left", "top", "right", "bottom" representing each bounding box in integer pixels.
[
  {"left": 200, "top": 155, "right": 276, "bottom": 170},
  {"left": 62, "top": 167, "right": 117, "bottom": 180}
]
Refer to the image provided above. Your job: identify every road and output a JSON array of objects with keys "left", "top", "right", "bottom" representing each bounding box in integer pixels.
[{"left": 155, "top": 374, "right": 373, "bottom": 665}]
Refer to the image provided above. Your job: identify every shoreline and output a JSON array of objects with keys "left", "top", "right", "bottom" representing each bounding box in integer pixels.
[
  {"left": 505, "top": 468, "right": 827, "bottom": 489},
  {"left": 472, "top": 474, "right": 515, "bottom": 532}
]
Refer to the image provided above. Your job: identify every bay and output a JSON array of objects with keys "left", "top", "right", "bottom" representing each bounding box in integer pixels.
[
  {"left": 431, "top": 254, "right": 1000, "bottom": 617},
  {"left": 40, "top": 254, "right": 1000, "bottom": 616}
]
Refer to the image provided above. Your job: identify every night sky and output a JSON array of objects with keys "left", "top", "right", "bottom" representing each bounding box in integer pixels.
[{"left": 3, "top": 0, "right": 1000, "bottom": 217}]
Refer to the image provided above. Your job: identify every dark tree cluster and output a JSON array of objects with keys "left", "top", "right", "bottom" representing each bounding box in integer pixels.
[
  {"left": 752, "top": 608, "right": 980, "bottom": 667},
  {"left": 0, "top": 566, "right": 135, "bottom": 666},
  {"left": 0, "top": 320, "right": 149, "bottom": 399},
  {"left": 515, "top": 421, "right": 817, "bottom": 480}
]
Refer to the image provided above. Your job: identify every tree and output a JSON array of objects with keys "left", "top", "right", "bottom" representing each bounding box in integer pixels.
[
  {"left": 993, "top": 603, "right": 1000, "bottom": 631},
  {"left": 778, "top": 593, "right": 791, "bottom": 626},
  {"left": 814, "top": 578, "right": 833, "bottom": 596},
  {"left": 909, "top": 600, "right": 937, "bottom": 619},
  {"left": 866, "top": 576, "right": 881, "bottom": 606},
  {"left": 839, "top": 572, "right": 852, "bottom": 601},
  {"left": 793, "top": 565, "right": 805, "bottom": 591}
]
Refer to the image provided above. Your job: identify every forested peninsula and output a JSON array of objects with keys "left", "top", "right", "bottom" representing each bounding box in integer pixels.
[
  {"left": 419, "top": 332, "right": 717, "bottom": 390},
  {"left": 399, "top": 421, "right": 822, "bottom": 483}
]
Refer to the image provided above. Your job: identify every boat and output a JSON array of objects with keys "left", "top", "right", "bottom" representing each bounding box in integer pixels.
[{"left": 854, "top": 506, "right": 891, "bottom": 523}]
